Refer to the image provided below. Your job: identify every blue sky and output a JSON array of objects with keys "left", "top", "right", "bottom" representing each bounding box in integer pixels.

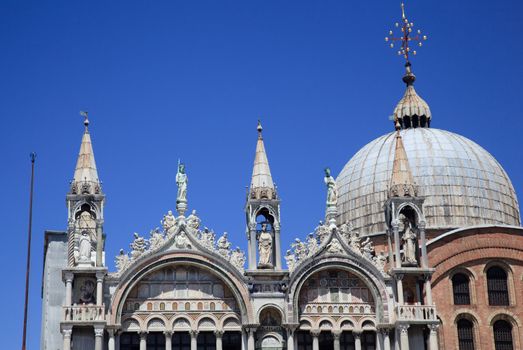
[{"left": 1, "top": 0, "right": 522, "bottom": 347}]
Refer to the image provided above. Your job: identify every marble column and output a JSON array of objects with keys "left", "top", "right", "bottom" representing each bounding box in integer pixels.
[
  {"left": 241, "top": 329, "right": 247, "bottom": 350},
  {"left": 139, "top": 331, "right": 147, "bottom": 350},
  {"left": 215, "top": 330, "right": 224, "bottom": 350},
  {"left": 190, "top": 330, "right": 199, "bottom": 350},
  {"left": 96, "top": 271, "right": 105, "bottom": 306},
  {"left": 379, "top": 329, "right": 391, "bottom": 350},
  {"left": 107, "top": 329, "right": 116, "bottom": 350},
  {"left": 311, "top": 330, "right": 320, "bottom": 350},
  {"left": 354, "top": 332, "right": 362, "bottom": 350},
  {"left": 332, "top": 331, "right": 341, "bottom": 350},
  {"left": 398, "top": 325, "right": 409, "bottom": 350},
  {"left": 94, "top": 325, "right": 104, "bottom": 350},
  {"left": 164, "top": 330, "right": 173, "bottom": 350},
  {"left": 247, "top": 328, "right": 256, "bottom": 350},
  {"left": 62, "top": 327, "right": 72, "bottom": 350},
  {"left": 286, "top": 327, "right": 295, "bottom": 350},
  {"left": 428, "top": 324, "right": 439, "bottom": 350},
  {"left": 65, "top": 272, "right": 74, "bottom": 306}
]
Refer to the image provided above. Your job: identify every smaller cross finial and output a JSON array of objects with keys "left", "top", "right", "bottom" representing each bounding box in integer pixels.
[
  {"left": 385, "top": 2, "right": 428, "bottom": 65},
  {"left": 80, "top": 111, "right": 89, "bottom": 131}
]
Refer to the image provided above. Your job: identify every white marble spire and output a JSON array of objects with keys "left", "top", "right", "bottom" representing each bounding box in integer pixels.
[
  {"left": 249, "top": 121, "right": 276, "bottom": 200},
  {"left": 70, "top": 112, "right": 101, "bottom": 195}
]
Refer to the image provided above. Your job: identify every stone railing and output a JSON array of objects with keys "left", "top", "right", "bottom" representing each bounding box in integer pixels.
[
  {"left": 301, "top": 302, "right": 375, "bottom": 315},
  {"left": 397, "top": 305, "right": 437, "bottom": 322},
  {"left": 63, "top": 305, "right": 105, "bottom": 322}
]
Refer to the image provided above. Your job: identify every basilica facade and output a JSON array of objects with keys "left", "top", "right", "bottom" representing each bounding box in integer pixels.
[{"left": 40, "top": 10, "right": 522, "bottom": 350}]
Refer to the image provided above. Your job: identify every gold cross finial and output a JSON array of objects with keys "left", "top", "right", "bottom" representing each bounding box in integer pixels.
[{"left": 385, "top": 2, "right": 428, "bottom": 64}]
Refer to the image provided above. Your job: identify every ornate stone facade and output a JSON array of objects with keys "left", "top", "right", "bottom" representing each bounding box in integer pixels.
[{"left": 40, "top": 8, "right": 522, "bottom": 350}]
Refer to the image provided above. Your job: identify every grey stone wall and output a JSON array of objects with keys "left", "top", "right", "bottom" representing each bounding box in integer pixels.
[{"left": 40, "top": 231, "right": 67, "bottom": 350}]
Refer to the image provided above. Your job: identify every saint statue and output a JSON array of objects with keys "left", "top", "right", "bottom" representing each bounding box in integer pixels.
[
  {"left": 176, "top": 162, "right": 188, "bottom": 203},
  {"left": 400, "top": 215, "right": 417, "bottom": 265},
  {"left": 162, "top": 210, "right": 176, "bottom": 233},
  {"left": 324, "top": 168, "right": 338, "bottom": 206},
  {"left": 78, "top": 230, "right": 92, "bottom": 263},
  {"left": 284, "top": 250, "right": 296, "bottom": 272},
  {"left": 217, "top": 232, "right": 232, "bottom": 258},
  {"left": 258, "top": 223, "right": 273, "bottom": 268}
]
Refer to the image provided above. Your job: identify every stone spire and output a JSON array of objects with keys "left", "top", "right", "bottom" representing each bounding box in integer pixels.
[
  {"left": 392, "top": 63, "right": 432, "bottom": 129},
  {"left": 389, "top": 126, "right": 418, "bottom": 198},
  {"left": 249, "top": 120, "right": 276, "bottom": 200},
  {"left": 70, "top": 112, "right": 102, "bottom": 195}
]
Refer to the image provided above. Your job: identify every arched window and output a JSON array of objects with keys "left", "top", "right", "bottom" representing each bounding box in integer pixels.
[
  {"left": 487, "top": 267, "right": 509, "bottom": 306},
  {"left": 457, "top": 319, "right": 474, "bottom": 350},
  {"left": 493, "top": 320, "right": 513, "bottom": 350},
  {"left": 452, "top": 273, "right": 471, "bottom": 305}
]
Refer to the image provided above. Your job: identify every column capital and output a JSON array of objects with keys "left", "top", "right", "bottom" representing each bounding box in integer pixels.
[
  {"left": 352, "top": 330, "right": 361, "bottom": 338},
  {"left": 64, "top": 272, "right": 74, "bottom": 282},
  {"left": 189, "top": 330, "right": 199, "bottom": 338},
  {"left": 96, "top": 271, "right": 106, "bottom": 281},
  {"left": 331, "top": 330, "right": 342, "bottom": 339},
  {"left": 397, "top": 324, "right": 409, "bottom": 334},
  {"left": 164, "top": 330, "right": 173, "bottom": 336},
  {"left": 284, "top": 324, "right": 299, "bottom": 333},
  {"left": 310, "top": 329, "right": 321, "bottom": 337},
  {"left": 94, "top": 326, "right": 104, "bottom": 337},
  {"left": 61, "top": 327, "right": 73, "bottom": 337},
  {"left": 214, "top": 330, "right": 224, "bottom": 338},
  {"left": 427, "top": 323, "right": 439, "bottom": 333},
  {"left": 139, "top": 331, "right": 148, "bottom": 338}
]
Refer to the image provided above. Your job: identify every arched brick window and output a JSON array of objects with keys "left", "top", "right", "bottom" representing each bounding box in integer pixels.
[
  {"left": 452, "top": 273, "right": 471, "bottom": 305},
  {"left": 493, "top": 320, "right": 513, "bottom": 350},
  {"left": 487, "top": 267, "right": 509, "bottom": 306},
  {"left": 457, "top": 319, "right": 474, "bottom": 350}
]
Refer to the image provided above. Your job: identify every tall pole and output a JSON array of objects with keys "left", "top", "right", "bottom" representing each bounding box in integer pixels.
[{"left": 22, "top": 152, "right": 36, "bottom": 350}]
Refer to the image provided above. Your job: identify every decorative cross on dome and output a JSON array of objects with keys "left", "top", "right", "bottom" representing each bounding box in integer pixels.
[{"left": 385, "top": 3, "right": 428, "bottom": 64}]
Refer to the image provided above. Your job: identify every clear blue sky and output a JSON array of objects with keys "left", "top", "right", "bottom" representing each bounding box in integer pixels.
[{"left": 1, "top": 0, "right": 522, "bottom": 347}]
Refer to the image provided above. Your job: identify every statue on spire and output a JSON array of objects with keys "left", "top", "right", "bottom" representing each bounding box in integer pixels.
[
  {"left": 176, "top": 160, "right": 188, "bottom": 216},
  {"left": 324, "top": 167, "right": 338, "bottom": 221}
]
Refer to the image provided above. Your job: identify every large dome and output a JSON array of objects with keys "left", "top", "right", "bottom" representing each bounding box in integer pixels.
[{"left": 336, "top": 128, "right": 520, "bottom": 235}]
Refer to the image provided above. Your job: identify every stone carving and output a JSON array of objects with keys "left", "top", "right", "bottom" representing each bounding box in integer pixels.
[
  {"left": 187, "top": 210, "right": 201, "bottom": 230},
  {"left": 374, "top": 251, "right": 387, "bottom": 272},
  {"left": 217, "top": 232, "right": 232, "bottom": 259},
  {"left": 162, "top": 210, "right": 176, "bottom": 234},
  {"left": 174, "top": 231, "right": 190, "bottom": 249},
  {"left": 258, "top": 223, "right": 273, "bottom": 268},
  {"left": 230, "top": 247, "right": 246, "bottom": 271},
  {"left": 287, "top": 220, "right": 387, "bottom": 275},
  {"left": 324, "top": 168, "right": 338, "bottom": 206},
  {"left": 292, "top": 239, "right": 308, "bottom": 261},
  {"left": 361, "top": 237, "right": 374, "bottom": 260},
  {"left": 285, "top": 250, "right": 296, "bottom": 272},
  {"left": 78, "top": 278, "right": 96, "bottom": 304},
  {"left": 78, "top": 230, "right": 92, "bottom": 265},
  {"left": 149, "top": 228, "right": 165, "bottom": 251},
  {"left": 314, "top": 221, "right": 330, "bottom": 244},
  {"left": 400, "top": 215, "right": 417, "bottom": 266},
  {"left": 326, "top": 238, "right": 343, "bottom": 254},
  {"left": 115, "top": 210, "right": 246, "bottom": 275},
  {"left": 130, "top": 233, "right": 147, "bottom": 260},
  {"left": 115, "top": 249, "right": 130, "bottom": 272},
  {"left": 306, "top": 233, "right": 318, "bottom": 255}
]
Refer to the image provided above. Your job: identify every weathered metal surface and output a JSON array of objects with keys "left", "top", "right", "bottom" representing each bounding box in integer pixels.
[{"left": 336, "top": 128, "right": 520, "bottom": 235}]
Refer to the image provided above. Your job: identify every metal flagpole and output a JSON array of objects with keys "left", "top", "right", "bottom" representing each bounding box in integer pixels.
[{"left": 22, "top": 152, "right": 36, "bottom": 350}]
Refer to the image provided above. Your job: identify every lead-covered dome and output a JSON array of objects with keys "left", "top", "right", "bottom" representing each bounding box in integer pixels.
[{"left": 336, "top": 128, "right": 520, "bottom": 235}]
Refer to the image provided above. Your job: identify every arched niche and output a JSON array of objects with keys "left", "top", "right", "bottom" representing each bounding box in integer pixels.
[
  {"left": 110, "top": 253, "right": 253, "bottom": 327},
  {"left": 122, "top": 264, "right": 241, "bottom": 318},
  {"left": 297, "top": 268, "right": 376, "bottom": 329}
]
